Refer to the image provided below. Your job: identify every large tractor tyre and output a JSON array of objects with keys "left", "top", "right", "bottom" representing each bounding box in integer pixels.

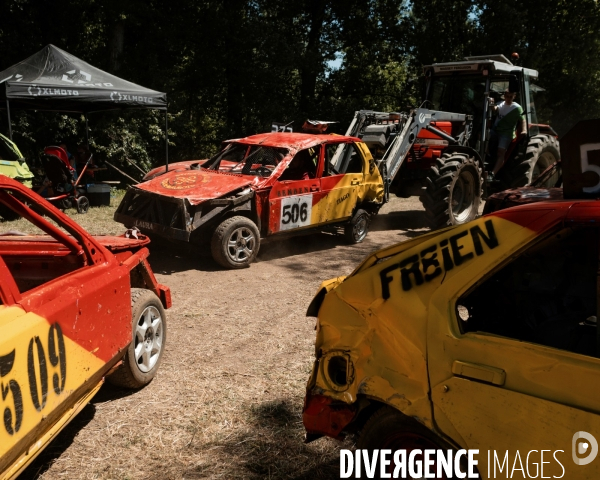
[
  {"left": 356, "top": 407, "right": 455, "bottom": 479},
  {"left": 107, "top": 288, "right": 167, "bottom": 389},
  {"left": 420, "top": 152, "right": 482, "bottom": 230},
  {"left": 499, "top": 134, "right": 560, "bottom": 188},
  {"left": 211, "top": 216, "right": 260, "bottom": 269}
]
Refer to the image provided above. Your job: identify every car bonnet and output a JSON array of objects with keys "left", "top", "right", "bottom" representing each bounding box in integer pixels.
[{"left": 135, "top": 169, "right": 256, "bottom": 205}]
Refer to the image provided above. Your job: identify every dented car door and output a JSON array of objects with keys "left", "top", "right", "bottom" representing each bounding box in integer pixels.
[{"left": 425, "top": 213, "right": 600, "bottom": 478}]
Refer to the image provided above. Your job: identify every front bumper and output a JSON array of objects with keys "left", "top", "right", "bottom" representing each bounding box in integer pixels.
[{"left": 115, "top": 189, "right": 192, "bottom": 242}]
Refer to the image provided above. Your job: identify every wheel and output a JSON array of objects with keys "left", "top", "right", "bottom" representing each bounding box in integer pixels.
[
  {"left": 344, "top": 209, "right": 370, "bottom": 244},
  {"left": 356, "top": 407, "right": 454, "bottom": 479},
  {"left": 499, "top": 134, "right": 560, "bottom": 187},
  {"left": 76, "top": 195, "right": 90, "bottom": 214},
  {"left": 210, "top": 216, "right": 260, "bottom": 269},
  {"left": 0, "top": 203, "right": 20, "bottom": 221},
  {"left": 420, "top": 152, "right": 482, "bottom": 229},
  {"left": 107, "top": 288, "right": 167, "bottom": 389}
]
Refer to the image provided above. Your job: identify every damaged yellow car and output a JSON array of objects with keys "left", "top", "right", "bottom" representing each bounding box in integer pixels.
[{"left": 304, "top": 201, "right": 600, "bottom": 478}]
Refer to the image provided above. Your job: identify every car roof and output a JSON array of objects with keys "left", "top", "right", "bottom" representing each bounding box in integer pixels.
[
  {"left": 423, "top": 55, "right": 538, "bottom": 78},
  {"left": 234, "top": 132, "right": 360, "bottom": 150}
]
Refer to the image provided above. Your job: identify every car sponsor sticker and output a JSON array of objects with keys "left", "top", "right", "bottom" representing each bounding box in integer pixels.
[
  {"left": 161, "top": 173, "right": 210, "bottom": 190},
  {"left": 280, "top": 194, "right": 313, "bottom": 231}
]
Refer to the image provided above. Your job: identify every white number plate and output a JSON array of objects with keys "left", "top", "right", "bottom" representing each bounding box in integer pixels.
[{"left": 280, "top": 195, "right": 313, "bottom": 231}]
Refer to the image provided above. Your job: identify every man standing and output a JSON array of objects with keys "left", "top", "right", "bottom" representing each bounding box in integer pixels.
[{"left": 489, "top": 89, "right": 527, "bottom": 178}]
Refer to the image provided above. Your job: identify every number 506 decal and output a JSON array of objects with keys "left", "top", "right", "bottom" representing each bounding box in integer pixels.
[{"left": 280, "top": 195, "right": 313, "bottom": 231}]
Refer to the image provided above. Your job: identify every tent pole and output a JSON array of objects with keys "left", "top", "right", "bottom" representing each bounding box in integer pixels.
[
  {"left": 85, "top": 113, "right": 89, "bottom": 148},
  {"left": 165, "top": 107, "right": 169, "bottom": 172},
  {"left": 6, "top": 99, "right": 12, "bottom": 140}
]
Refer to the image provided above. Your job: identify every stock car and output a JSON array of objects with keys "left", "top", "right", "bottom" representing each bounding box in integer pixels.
[
  {"left": 114, "top": 132, "right": 385, "bottom": 268},
  {"left": 0, "top": 176, "right": 171, "bottom": 479},
  {"left": 303, "top": 199, "right": 600, "bottom": 478}
]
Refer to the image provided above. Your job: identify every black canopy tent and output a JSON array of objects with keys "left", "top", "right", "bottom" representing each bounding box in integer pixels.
[{"left": 0, "top": 44, "right": 170, "bottom": 169}]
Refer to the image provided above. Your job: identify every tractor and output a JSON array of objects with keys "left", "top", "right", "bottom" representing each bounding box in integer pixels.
[{"left": 342, "top": 54, "right": 560, "bottom": 228}]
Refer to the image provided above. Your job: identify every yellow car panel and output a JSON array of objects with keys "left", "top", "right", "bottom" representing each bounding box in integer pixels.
[
  {"left": 0, "top": 306, "right": 106, "bottom": 476},
  {"left": 304, "top": 202, "right": 600, "bottom": 478}
]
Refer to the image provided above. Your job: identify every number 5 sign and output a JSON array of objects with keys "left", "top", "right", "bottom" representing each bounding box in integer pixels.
[
  {"left": 562, "top": 119, "right": 600, "bottom": 199},
  {"left": 280, "top": 195, "right": 313, "bottom": 231}
]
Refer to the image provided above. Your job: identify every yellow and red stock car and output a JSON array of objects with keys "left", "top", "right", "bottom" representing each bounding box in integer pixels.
[
  {"left": 115, "top": 132, "right": 385, "bottom": 268},
  {"left": 304, "top": 200, "right": 600, "bottom": 478},
  {"left": 0, "top": 176, "right": 171, "bottom": 480}
]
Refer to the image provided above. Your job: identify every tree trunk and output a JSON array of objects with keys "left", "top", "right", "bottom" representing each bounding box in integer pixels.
[{"left": 299, "top": 0, "right": 327, "bottom": 117}]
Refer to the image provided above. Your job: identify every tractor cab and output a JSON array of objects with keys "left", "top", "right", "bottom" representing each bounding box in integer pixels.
[{"left": 424, "top": 54, "right": 558, "bottom": 184}]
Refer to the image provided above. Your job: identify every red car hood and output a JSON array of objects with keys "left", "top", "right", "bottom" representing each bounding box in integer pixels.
[{"left": 135, "top": 169, "right": 256, "bottom": 205}]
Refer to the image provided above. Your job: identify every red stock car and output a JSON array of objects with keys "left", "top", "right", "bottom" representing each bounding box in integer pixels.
[
  {"left": 115, "top": 132, "right": 385, "bottom": 268},
  {"left": 0, "top": 175, "right": 171, "bottom": 479}
]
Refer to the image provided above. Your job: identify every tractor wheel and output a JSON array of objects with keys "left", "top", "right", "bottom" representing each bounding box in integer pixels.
[
  {"left": 499, "top": 134, "right": 560, "bottom": 187},
  {"left": 420, "top": 152, "right": 482, "bottom": 229}
]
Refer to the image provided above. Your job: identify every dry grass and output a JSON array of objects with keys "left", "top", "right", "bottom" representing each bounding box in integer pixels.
[
  {"left": 4, "top": 190, "right": 127, "bottom": 236},
  {"left": 9, "top": 195, "right": 431, "bottom": 480}
]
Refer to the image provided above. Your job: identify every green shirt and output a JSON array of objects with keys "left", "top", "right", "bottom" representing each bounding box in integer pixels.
[{"left": 494, "top": 102, "right": 524, "bottom": 139}]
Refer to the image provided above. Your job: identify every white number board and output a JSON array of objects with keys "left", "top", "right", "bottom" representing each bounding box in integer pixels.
[{"left": 279, "top": 195, "right": 313, "bottom": 231}]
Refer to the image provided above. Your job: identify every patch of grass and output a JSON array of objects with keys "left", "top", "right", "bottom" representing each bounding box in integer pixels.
[{"left": 0, "top": 189, "right": 127, "bottom": 236}]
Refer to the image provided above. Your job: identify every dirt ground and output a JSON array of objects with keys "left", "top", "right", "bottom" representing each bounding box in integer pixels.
[{"left": 20, "top": 196, "right": 432, "bottom": 480}]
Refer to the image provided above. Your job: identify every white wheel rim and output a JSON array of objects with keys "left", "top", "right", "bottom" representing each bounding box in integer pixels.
[
  {"left": 134, "top": 306, "right": 163, "bottom": 373},
  {"left": 451, "top": 169, "right": 476, "bottom": 223},
  {"left": 353, "top": 216, "right": 368, "bottom": 242},
  {"left": 226, "top": 226, "right": 256, "bottom": 263}
]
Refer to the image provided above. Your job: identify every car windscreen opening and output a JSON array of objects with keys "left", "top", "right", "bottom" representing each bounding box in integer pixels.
[{"left": 204, "top": 143, "right": 288, "bottom": 177}]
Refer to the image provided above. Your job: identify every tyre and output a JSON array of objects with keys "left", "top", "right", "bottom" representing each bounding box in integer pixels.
[
  {"left": 499, "top": 134, "right": 560, "bottom": 187},
  {"left": 57, "top": 198, "right": 73, "bottom": 210},
  {"left": 76, "top": 195, "right": 90, "bottom": 214},
  {"left": 420, "top": 152, "right": 482, "bottom": 229},
  {"left": 356, "top": 407, "right": 453, "bottom": 479},
  {"left": 107, "top": 288, "right": 167, "bottom": 389},
  {"left": 210, "top": 216, "right": 260, "bottom": 269},
  {"left": 344, "top": 209, "right": 370, "bottom": 244}
]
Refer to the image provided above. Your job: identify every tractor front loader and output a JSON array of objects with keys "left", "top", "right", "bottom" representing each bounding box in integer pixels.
[{"left": 344, "top": 54, "right": 560, "bottom": 229}]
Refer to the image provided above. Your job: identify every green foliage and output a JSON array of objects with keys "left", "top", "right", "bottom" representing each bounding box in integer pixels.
[{"left": 0, "top": 0, "right": 598, "bottom": 176}]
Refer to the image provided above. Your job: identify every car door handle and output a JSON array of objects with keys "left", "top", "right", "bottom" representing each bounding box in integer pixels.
[
  {"left": 310, "top": 185, "right": 319, "bottom": 191},
  {"left": 452, "top": 360, "right": 506, "bottom": 386},
  {"left": 351, "top": 179, "right": 360, "bottom": 185}
]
